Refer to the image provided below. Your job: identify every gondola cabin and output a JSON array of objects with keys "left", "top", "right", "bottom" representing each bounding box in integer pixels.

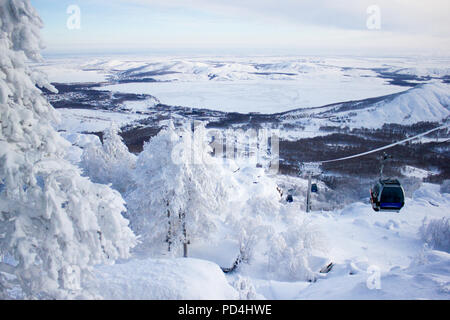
[
  {"left": 370, "top": 179, "right": 405, "bottom": 212},
  {"left": 311, "top": 183, "right": 318, "bottom": 193}
]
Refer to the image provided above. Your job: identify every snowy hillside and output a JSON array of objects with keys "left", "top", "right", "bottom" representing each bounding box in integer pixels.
[
  {"left": 279, "top": 82, "right": 450, "bottom": 132},
  {"left": 85, "top": 175, "right": 450, "bottom": 300},
  {"left": 88, "top": 258, "right": 238, "bottom": 300}
]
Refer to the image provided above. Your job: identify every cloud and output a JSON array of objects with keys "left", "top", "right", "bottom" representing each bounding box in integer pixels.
[
  {"left": 37, "top": 0, "right": 450, "bottom": 55},
  {"left": 120, "top": 0, "right": 450, "bottom": 36}
]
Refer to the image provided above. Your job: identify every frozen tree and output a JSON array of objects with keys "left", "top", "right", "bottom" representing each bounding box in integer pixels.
[
  {"left": 0, "top": 0, "right": 136, "bottom": 299},
  {"left": 222, "top": 165, "right": 282, "bottom": 269},
  {"left": 126, "top": 121, "right": 229, "bottom": 257},
  {"left": 82, "top": 123, "right": 137, "bottom": 194},
  {"left": 267, "top": 222, "right": 322, "bottom": 282},
  {"left": 440, "top": 180, "right": 450, "bottom": 194},
  {"left": 264, "top": 202, "right": 328, "bottom": 282},
  {"left": 419, "top": 217, "right": 450, "bottom": 253},
  {"left": 231, "top": 275, "right": 261, "bottom": 300}
]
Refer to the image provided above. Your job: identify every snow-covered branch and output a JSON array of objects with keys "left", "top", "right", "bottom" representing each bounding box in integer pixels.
[{"left": 0, "top": 262, "right": 15, "bottom": 275}]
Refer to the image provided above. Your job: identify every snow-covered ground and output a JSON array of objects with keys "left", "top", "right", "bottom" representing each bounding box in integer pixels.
[
  {"left": 87, "top": 258, "right": 238, "bottom": 300},
  {"left": 84, "top": 168, "right": 449, "bottom": 300},
  {"left": 98, "top": 77, "right": 405, "bottom": 114},
  {"left": 290, "top": 183, "right": 450, "bottom": 299},
  {"left": 55, "top": 108, "right": 148, "bottom": 133},
  {"left": 222, "top": 179, "right": 449, "bottom": 300},
  {"left": 90, "top": 56, "right": 412, "bottom": 114},
  {"left": 33, "top": 59, "right": 108, "bottom": 83},
  {"left": 37, "top": 55, "right": 450, "bottom": 114}
]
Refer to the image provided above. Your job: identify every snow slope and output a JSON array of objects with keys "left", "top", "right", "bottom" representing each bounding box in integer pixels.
[
  {"left": 347, "top": 82, "right": 450, "bottom": 128},
  {"left": 279, "top": 82, "right": 450, "bottom": 134},
  {"left": 233, "top": 183, "right": 450, "bottom": 300},
  {"left": 88, "top": 258, "right": 238, "bottom": 300},
  {"left": 81, "top": 181, "right": 450, "bottom": 300},
  {"left": 32, "top": 61, "right": 107, "bottom": 83},
  {"left": 54, "top": 108, "right": 148, "bottom": 133}
]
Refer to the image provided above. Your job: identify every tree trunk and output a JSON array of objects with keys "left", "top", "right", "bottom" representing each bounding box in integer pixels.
[
  {"left": 167, "top": 200, "right": 172, "bottom": 252},
  {"left": 183, "top": 242, "right": 188, "bottom": 258},
  {"left": 180, "top": 211, "right": 188, "bottom": 258}
]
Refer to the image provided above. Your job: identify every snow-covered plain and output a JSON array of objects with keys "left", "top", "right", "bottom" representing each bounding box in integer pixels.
[
  {"left": 55, "top": 108, "right": 148, "bottom": 133},
  {"left": 33, "top": 59, "right": 108, "bottom": 83},
  {"left": 38, "top": 55, "right": 450, "bottom": 114},
  {"left": 99, "top": 78, "right": 404, "bottom": 114},
  {"left": 91, "top": 56, "right": 415, "bottom": 113}
]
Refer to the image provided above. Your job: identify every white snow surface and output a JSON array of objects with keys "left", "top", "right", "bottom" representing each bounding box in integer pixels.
[
  {"left": 88, "top": 258, "right": 238, "bottom": 300},
  {"left": 98, "top": 78, "right": 405, "bottom": 114},
  {"left": 32, "top": 62, "right": 107, "bottom": 83},
  {"left": 55, "top": 108, "right": 148, "bottom": 133},
  {"left": 277, "top": 82, "right": 450, "bottom": 138},
  {"left": 36, "top": 55, "right": 450, "bottom": 114},
  {"left": 345, "top": 82, "right": 450, "bottom": 129},
  {"left": 82, "top": 178, "right": 450, "bottom": 300},
  {"left": 233, "top": 183, "right": 450, "bottom": 300}
]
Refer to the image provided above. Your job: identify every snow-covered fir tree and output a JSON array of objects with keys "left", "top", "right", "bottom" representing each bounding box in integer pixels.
[
  {"left": 82, "top": 123, "right": 137, "bottom": 194},
  {"left": 0, "top": 0, "right": 136, "bottom": 299},
  {"left": 126, "top": 121, "right": 229, "bottom": 257}
]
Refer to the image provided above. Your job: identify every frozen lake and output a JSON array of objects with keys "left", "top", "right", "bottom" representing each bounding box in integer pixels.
[
  {"left": 99, "top": 78, "right": 407, "bottom": 114},
  {"left": 36, "top": 55, "right": 449, "bottom": 114}
]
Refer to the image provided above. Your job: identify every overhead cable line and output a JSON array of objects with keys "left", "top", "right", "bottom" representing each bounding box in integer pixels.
[{"left": 307, "top": 124, "right": 450, "bottom": 165}]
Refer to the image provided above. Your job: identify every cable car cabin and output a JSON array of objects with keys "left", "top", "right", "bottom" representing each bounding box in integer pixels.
[
  {"left": 370, "top": 179, "right": 405, "bottom": 212},
  {"left": 311, "top": 183, "right": 318, "bottom": 193}
]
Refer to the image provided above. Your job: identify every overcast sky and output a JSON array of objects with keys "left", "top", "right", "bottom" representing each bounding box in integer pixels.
[{"left": 31, "top": 0, "right": 450, "bottom": 56}]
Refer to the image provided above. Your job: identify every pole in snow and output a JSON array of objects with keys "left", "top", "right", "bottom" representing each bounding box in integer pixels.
[
  {"left": 306, "top": 171, "right": 312, "bottom": 213},
  {"left": 301, "top": 162, "right": 319, "bottom": 213}
]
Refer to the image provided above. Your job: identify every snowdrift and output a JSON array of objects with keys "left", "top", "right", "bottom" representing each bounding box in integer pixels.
[{"left": 88, "top": 258, "right": 238, "bottom": 300}]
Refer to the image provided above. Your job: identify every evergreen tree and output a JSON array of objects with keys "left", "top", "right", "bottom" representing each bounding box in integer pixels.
[
  {"left": 126, "top": 121, "right": 229, "bottom": 257},
  {"left": 82, "top": 123, "right": 137, "bottom": 194},
  {"left": 0, "top": 0, "right": 136, "bottom": 299}
]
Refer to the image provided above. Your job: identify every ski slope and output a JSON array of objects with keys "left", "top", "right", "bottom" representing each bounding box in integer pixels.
[{"left": 85, "top": 177, "right": 450, "bottom": 300}]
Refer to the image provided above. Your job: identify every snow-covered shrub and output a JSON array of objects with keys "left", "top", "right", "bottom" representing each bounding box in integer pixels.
[
  {"left": 126, "top": 121, "right": 230, "bottom": 257},
  {"left": 440, "top": 180, "right": 450, "bottom": 194},
  {"left": 419, "top": 217, "right": 450, "bottom": 253},
  {"left": 267, "top": 219, "right": 325, "bottom": 282},
  {"left": 0, "top": 0, "right": 136, "bottom": 299},
  {"left": 221, "top": 165, "right": 283, "bottom": 267},
  {"left": 225, "top": 215, "right": 271, "bottom": 269},
  {"left": 82, "top": 123, "right": 136, "bottom": 194},
  {"left": 0, "top": 273, "right": 10, "bottom": 300},
  {"left": 231, "top": 275, "right": 261, "bottom": 300},
  {"left": 401, "top": 176, "right": 423, "bottom": 198}
]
